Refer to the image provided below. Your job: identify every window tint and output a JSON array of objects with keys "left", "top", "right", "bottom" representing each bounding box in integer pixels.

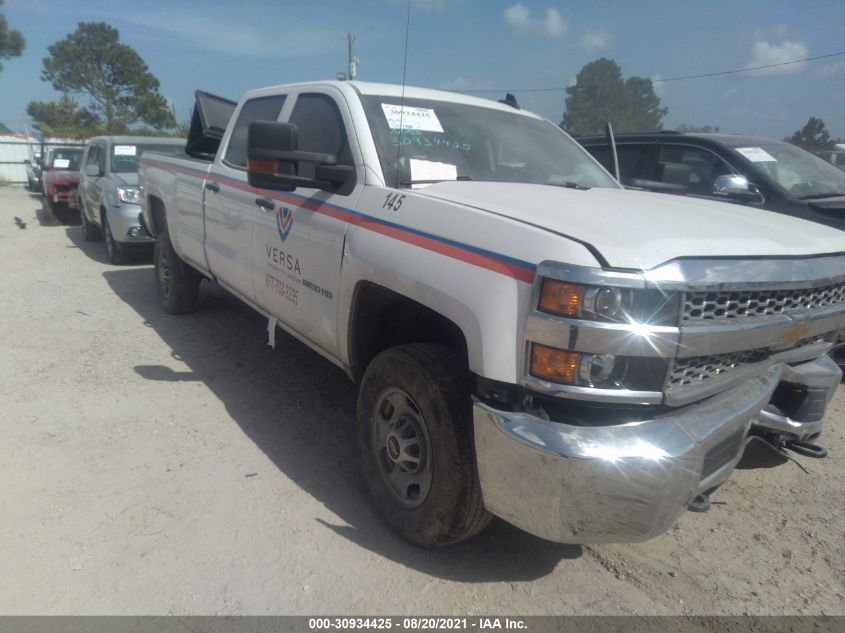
[
  {"left": 659, "top": 144, "right": 734, "bottom": 196},
  {"left": 224, "top": 95, "right": 287, "bottom": 168},
  {"left": 110, "top": 143, "right": 187, "bottom": 174},
  {"left": 51, "top": 149, "right": 83, "bottom": 170},
  {"left": 289, "top": 93, "right": 351, "bottom": 164},
  {"left": 614, "top": 144, "right": 654, "bottom": 183}
]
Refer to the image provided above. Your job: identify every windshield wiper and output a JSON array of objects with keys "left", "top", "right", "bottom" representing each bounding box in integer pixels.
[
  {"left": 551, "top": 181, "right": 591, "bottom": 190},
  {"left": 799, "top": 192, "right": 845, "bottom": 200},
  {"left": 399, "top": 176, "right": 473, "bottom": 187}
]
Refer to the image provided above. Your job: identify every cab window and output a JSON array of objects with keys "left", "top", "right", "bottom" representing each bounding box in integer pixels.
[
  {"left": 224, "top": 95, "right": 287, "bottom": 169},
  {"left": 288, "top": 93, "right": 352, "bottom": 165}
]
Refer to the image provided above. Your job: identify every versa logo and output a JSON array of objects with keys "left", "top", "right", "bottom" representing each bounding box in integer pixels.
[{"left": 276, "top": 206, "right": 294, "bottom": 241}]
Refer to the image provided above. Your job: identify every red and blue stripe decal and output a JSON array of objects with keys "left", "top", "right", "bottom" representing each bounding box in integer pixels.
[{"left": 142, "top": 159, "right": 537, "bottom": 283}]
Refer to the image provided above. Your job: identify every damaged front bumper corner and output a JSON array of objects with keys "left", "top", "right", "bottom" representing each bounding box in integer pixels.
[{"left": 473, "top": 367, "right": 783, "bottom": 544}]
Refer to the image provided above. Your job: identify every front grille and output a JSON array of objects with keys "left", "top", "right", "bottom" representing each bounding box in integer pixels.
[
  {"left": 666, "top": 349, "right": 768, "bottom": 393},
  {"left": 666, "top": 332, "right": 840, "bottom": 397},
  {"left": 682, "top": 282, "right": 845, "bottom": 322}
]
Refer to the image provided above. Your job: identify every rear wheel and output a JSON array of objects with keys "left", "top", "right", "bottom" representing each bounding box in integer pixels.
[
  {"left": 357, "top": 344, "right": 491, "bottom": 547},
  {"left": 154, "top": 229, "right": 200, "bottom": 314},
  {"left": 102, "top": 212, "right": 127, "bottom": 264}
]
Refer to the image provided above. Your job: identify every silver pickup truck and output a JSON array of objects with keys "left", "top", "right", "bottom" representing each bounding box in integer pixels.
[
  {"left": 79, "top": 136, "right": 185, "bottom": 264},
  {"left": 140, "top": 82, "right": 845, "bottom": 546}
]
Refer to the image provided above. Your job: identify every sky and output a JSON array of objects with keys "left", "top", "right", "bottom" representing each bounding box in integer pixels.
[{"left": 2, "top": 0, "right": 844, "bottom": 139}]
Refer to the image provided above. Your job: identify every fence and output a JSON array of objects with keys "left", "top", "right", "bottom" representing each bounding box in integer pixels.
[{"left": 0, "top": 134, "right": 87, "bottom": 184}]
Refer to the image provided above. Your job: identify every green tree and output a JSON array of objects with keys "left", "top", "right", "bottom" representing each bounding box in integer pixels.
[
  {"left": 0, "top": 0, "right": 25, "bottom": 72},
  {"left": 561, "top": 58, "right": 667, "bottom": 136},
  {"left": 26, "top": 95, "right": 101, "bottom": 138},
  {"left": 38, "top": 22, "right": 174, "bottom": 133},
  {"left": 784, "top": 117, "right": 835, "bottom": 154}
]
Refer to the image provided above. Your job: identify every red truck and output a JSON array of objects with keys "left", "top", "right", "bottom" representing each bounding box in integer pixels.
[{"left": 41, "top": 147, "right": 84, "bottom": 218}]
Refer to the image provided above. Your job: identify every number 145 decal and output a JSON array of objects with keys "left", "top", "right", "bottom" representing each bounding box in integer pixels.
[{"left": 383, "top": 193, "right": 406, "bottom": 212}]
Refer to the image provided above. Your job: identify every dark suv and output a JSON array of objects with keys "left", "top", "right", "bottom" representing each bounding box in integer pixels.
[{"left": 577, "top": 132, "right": 845, "bottom": 232}]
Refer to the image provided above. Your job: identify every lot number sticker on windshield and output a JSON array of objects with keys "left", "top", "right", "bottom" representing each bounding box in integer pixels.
[
  {"left": 736, "top": 147, "right": 777, "bottom": 162},
  {"left": 52, "top": 158, "right": 70, "bottom": 168},
  {"left": 410, "top": 159, "right": 457, "bottom": 187},
  {"left": 114, "top": 145, "right": 137, "bottom": 156},
  {"left": 382, "top": 104, "right": 444, "bottom": 133}
]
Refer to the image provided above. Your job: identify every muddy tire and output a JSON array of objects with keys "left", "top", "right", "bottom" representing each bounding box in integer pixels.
[
  {"left": 154, "top": 229, "right": 199, "bottom": 314},
  {"left": 357, "top": 343, "right": 491, "bottom": 547}
]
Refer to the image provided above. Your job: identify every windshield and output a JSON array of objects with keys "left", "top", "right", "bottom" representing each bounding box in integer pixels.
[
  {"left": 50, "top": 149, "right": 83, "bottom": 170},
  {"left": 731, "top": 142, "right": 845, "bottom": 200},
  {"left": 111, "top": 142, "right": 186, "bottom": 173},
  {"left": 360, "top": 96, "right": 617, "bottom": 190}
]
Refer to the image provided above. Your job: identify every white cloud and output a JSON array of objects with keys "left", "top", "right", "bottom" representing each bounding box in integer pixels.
[
  {"left": 651, "top": 74, "right": 667, "bottom": 97},
  {"left": 581, "top": 30, "right": 610, "bottom": 52},
  {"left": 117, "top": 10, "right": 337, "bottom": 59},
  {"left": 504, "top": 4, "right": 567, "bottom": 38},
  {"left": 439, "top": 77, "right": 496, "bottom": 91},
  {"left": 743, "top": 40, "right": 809, "bottom": 76},
  {"left": 816, "top": 60, "right": 845, "bottom": 77}
]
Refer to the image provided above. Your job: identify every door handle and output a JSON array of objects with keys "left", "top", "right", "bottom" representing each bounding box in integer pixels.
[
  {"left": 255, "top": 197, "right": 275, "bottom": 211},
  {"left": 205, "top": 181, "right": 220, "bottom": 193}
]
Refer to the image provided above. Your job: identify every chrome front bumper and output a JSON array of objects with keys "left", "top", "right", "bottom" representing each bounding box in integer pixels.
[{"left": 474, "top": 356, "right": 841, "bottom": 544}]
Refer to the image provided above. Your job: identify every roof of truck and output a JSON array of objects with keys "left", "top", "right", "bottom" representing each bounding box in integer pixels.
[{"left": 242, "top": 80, "right": 544, "bottom": 119}]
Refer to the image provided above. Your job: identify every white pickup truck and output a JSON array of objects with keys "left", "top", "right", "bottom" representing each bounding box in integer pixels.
[{"left": 139, "top": 81, "right": 845, "bottom": 547}]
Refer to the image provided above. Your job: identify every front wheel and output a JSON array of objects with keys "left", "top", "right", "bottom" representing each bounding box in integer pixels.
[
  {"left": 102, "top": 212, "right": 127, "bottom": 264},
  {"left": 357, "top": 344, "right": 491, "bottom": 547},
  {"left": 154, "top": 229, "right": 200, "bottom": 314}
]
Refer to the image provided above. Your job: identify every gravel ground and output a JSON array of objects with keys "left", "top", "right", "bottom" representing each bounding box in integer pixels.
[{"left": 1, "top": 185, "right": 843, "bottom": 616}]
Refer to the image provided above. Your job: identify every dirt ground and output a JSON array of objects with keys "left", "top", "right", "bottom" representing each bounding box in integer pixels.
[{"left": 1, "top": 185, "right": 843, "bottom": 616}]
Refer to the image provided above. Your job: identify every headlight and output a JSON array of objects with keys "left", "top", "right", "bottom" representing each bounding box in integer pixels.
[
  {"left": 538, "top": 278, "right": 678, "bottom": 325},
  {"left": 116, "top": 186, "right": 141, "bottom": 204},
  {"left": 530, "top": 344, "right": 629, "bottom": 388}
]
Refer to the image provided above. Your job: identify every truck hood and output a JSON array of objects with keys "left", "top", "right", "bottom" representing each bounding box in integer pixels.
[
  {"left": 416, "top": 182, "right": 845, "bottom": 269},
  {"left": 48, "top": 170, "right": 80, "bottom": 185},
  {"left": 111, "top": 173, "right": 139, "bottom": 186}
]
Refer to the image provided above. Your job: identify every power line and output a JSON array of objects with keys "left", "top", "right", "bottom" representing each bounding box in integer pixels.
[{"left": 457, "top": 50, "right": 845, "bottom": 94}]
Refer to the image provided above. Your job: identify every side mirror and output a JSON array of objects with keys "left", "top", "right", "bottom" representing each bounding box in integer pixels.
[
  {"left": 713, "top": 174, "right": 763, "bottom": 203},
  {"left": 85, "top": 164, "right": 101, "bottom": 177},
  {"left": 246, "top": 121, "right": 353, "bottom": 193}
]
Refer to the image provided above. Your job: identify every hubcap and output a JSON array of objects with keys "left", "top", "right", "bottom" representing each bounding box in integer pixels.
[{"left": 371, "top": 388, "right": 432, "bottom": 508}]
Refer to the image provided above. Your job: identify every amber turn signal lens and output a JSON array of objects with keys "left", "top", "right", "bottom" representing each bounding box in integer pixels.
[
  {"left": 538, "top": 279, "right": 582, "bottom": 317},
  {"left": 530, "top": 343, "right": 580, "bottom": 384},
  {"left": 247, "top": 158, "right": 277, "bottom": 173}
]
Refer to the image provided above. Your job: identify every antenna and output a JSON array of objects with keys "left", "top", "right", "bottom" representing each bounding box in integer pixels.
[{"left": 394, "top": 0, "right": 412, "bottom": 189}]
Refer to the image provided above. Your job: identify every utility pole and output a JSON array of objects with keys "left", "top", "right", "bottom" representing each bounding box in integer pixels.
[{"left": 347, "top": 32, "right": 358, "bottom": 80}]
